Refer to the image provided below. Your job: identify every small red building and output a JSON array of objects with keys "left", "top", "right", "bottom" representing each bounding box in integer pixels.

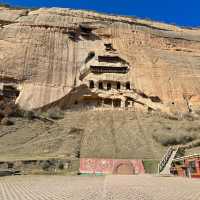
[
  {"left": 80, "top": 158, "right": 145, "bottom": 175},
  {"left": 171, "top": 154, "right": 200, "bottom": 178}
]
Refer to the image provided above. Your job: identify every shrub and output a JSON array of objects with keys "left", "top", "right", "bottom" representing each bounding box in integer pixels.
[
  {"left": 159, "top": 112, "right": 179, "bottom": 121},
  {"left": 2, "top": 102, "right": 18, "bottom": 117},
  {"left": 41, "top": 161, "right": 51, "bottom": 171},
  {"left": 1, "top": 117, "right": 14, "bottom": 126},
  {"left": 143, "top": 160, "right": 159, "bottom": 174},
  {"left": 176, "top": 148, "right": 185, "bottom": 157},
  {"left": 16, "top": 109, "right": 35, "bottom": 120},
  {"left": 46, "top": 107, "right": 64, "bottom": 120},
  {"left": 184, "top": 140, "right": 200, "bottom": 149},
  {"left": 153, "top": 132, "right": 197, "bottom": 146},
  {"left": 68, "top": 127, "right": 83, "bottom": 135},
  {"left": 6, "top": 104, "right": 36, "bottom": 120},
  {"left": 0, "top": 111, "right": 5, "bottom": 120},
  {"left": 58, "top": 161, "right": 64, "bottom": 170},
  {"left": 182, "top": 113, "right": 197, "bottom": 121}
]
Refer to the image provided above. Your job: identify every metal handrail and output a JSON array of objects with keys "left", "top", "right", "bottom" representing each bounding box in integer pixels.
[{"left": 159, "top": 146, "right": 174, "bottom": 173}]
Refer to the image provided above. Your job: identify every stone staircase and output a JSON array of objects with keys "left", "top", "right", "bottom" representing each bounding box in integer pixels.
[{"left": 158, "top": 146, "right": 179, "bottom": 175}]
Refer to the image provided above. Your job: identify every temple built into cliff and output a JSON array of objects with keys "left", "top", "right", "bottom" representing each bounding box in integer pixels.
[
  {"left": 76, "top": 43, "right": 134, "bottom": 109},
  {"left": 0, "top": 7, "right": 200, "bottom": 113}
]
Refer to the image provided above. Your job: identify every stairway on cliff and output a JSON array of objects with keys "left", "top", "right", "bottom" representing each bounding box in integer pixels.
[{"left": 159, "top": 146, "right": 179, "bottom": 175}]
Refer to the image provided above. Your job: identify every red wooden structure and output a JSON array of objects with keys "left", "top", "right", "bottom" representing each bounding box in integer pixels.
[{"left": 171, "top": 154, "right": 200, "bottom": 178}]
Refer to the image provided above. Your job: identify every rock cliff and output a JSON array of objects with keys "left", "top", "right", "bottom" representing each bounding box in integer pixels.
[{"left": 1, "top": 6, "right": 200, "bottom": 113}]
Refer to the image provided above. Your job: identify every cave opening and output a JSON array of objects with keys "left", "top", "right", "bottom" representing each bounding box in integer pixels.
[
  {"left": 113, "top": 99, "right": 121, "bottom": 107},
  {"left": 89, "top": 80, "right": 94, "bottom": 89},
  {"left": 126, "top": 82, "right": 131, "bottom": 90},
  {"left": 104, "top": 98, "right": 112, "bottom": 106},
  {"left": 3, "top": 85, "right": 20, "bottom": 99},
  {"left": 107, "top": 83, "right": 111, "bottom": 90},
  {"left": 149, "top": 96, "right": 162, "bottom": 103},
  {"left": 99, "top": 82, "right": 103, "bottom": 90},
  {"left": 117, "top": 82, "right": 121, "bottom": 90},
  {"left": 79, "top": 25, "right": 93, "bottom": 35}
]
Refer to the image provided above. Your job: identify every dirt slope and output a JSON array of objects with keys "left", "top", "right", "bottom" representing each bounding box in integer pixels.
[
  {"left": 1, "top": 6, "right": 200, "bottom": 162},
  {"left": 1, "top": 110, "right": 200, "bottom": 161}
]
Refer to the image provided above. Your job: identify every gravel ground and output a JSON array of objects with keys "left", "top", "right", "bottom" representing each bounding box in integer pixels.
[{"left": 0, "top": 175, "right": 200, "bottom": 200}]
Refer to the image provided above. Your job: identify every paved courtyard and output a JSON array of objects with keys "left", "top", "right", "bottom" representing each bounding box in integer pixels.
[{"left": 0, "top": 175, "right": 200, "bottom": 200}]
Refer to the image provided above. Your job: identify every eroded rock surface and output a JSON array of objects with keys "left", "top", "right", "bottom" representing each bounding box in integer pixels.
[{"left": 0, "top": 7, "right": 200, "bottom": 113}]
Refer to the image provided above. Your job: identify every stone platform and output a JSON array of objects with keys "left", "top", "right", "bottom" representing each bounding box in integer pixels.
[{"left": 0, "top": 175, "right": 200, "bottom": 200}]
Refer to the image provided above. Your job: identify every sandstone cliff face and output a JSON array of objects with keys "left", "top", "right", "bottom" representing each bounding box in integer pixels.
[{"left": 0, "top": 7, "right": 200, "bottom": 112}]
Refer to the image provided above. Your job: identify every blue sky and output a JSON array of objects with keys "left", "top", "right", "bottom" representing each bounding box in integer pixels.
[{"left": 0, "top": 0, "right": 199, "bottom": 27}]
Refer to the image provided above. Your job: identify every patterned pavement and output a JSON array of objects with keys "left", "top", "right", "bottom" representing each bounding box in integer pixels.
[{"left": 0, "top": 175, "right": 200, "bottom": 200}]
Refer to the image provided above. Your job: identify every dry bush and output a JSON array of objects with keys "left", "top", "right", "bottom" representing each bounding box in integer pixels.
[
  {"left": 15, "top": 108, "right": 35, "bottom": 120},
  {"left": 41, "top": 160, "right": 56, "bottom": 171},
  {"left": 153, "top": 131, "right": 198, "bottom": 146},
  {"left": 158, "top": 112, "right": 180, "bottom": 121},
  {"left": 0, "top": 101, "right": 18, "bottom": 118},
  {"left": 41, "top": 161, "right": 51, "bottom": 171},
  {"left": 1, "top": 117, "right": 14, "bottom": 126},
  {"left": 46, "top": 107, "right": 64, "bottom": 120},
  {"left": 183, "top": 140, "right": 200, "bottom": 149},
  {"left": 0, "top": 101, "right": 35, "bottom": 120},
  {"left": 182, "top": 113, "right": 198, "bottom": 121},
  {"left": 176, "top": 148, "right": 185, "bottom": 157},
  {"left": 195, "top": 110, "right": 200, "bottom": 115},
  {"left": 58, "top": 161, "right": 64, "bottom": 170},
  {"left": 68, "top": 127, "right": 84, "bottom": 135},
  {"left": 186, "top": 126, "right": 200, "bottom": 132}
]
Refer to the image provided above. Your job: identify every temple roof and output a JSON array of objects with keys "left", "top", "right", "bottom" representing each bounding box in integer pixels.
[{"left": 80, "top": 51, "right": 129, "bottom": 80}]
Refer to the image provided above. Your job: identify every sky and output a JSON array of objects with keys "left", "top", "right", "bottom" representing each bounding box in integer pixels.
[{"left": 0, "top": 0, "right": 199, "bottom": 27}]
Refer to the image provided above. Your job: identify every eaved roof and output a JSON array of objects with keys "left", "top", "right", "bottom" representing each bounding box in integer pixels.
[{"left": 79, "top": 52, "right": 129, "bottom": 80}]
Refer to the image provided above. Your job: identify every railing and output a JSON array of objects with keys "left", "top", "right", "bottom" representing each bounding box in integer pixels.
[
  {"left": 159, "top": 146, "right": 174, "bottom": 173},
  {"left": 90, "top": 66, "right": 128, "bottom": 74}
]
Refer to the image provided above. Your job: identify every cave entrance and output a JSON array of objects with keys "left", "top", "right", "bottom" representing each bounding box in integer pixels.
[
  {"left": 89, "top": 80, "right": 94, "bottom": 89},
  {"left": 3, "top": 85, "right": 19, "bottom": 99},
  {"left": 104, "top": 98, "right": 112, "bottom": 106},
  {"left": 126, "top": 82, "right": 131, "bottom": 90},
  {"left": 125, "top": 98, "right": 133, "bottom": 108},
  {"left": 107, "top": 83, "right": 111, "bottom": 90},
  {"left": 117, "top": 82, "right": 121, "bottom": 90},
  {"left": 113, "top": 99, "right": 121, "bottom": 108},
  {"left": 79, "top": 25, "right": 92, "bottom": 35},
  {"left": 99, "top": 82, "right": 103, "bottom": 90}
]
